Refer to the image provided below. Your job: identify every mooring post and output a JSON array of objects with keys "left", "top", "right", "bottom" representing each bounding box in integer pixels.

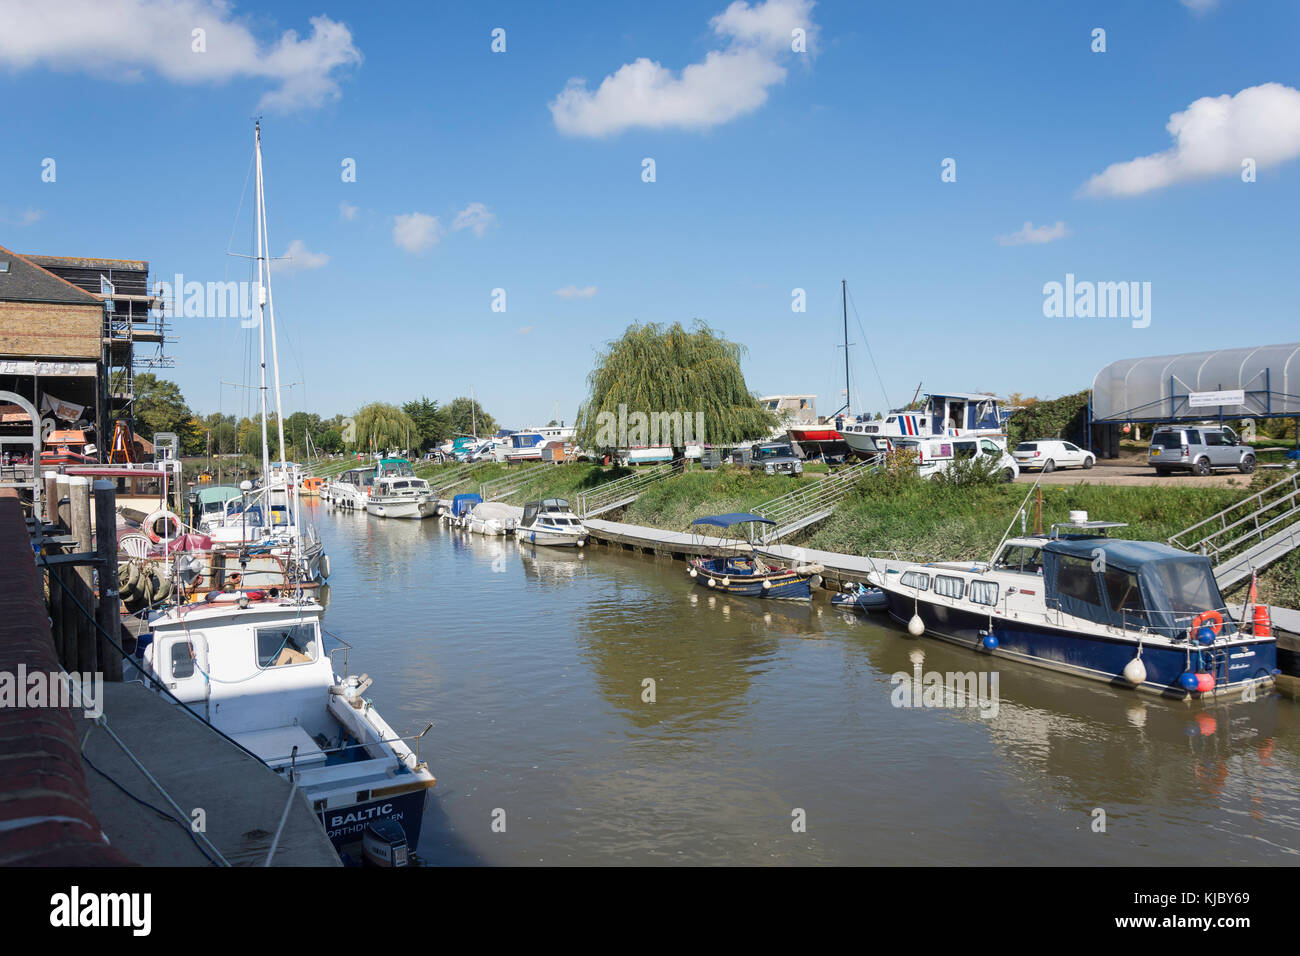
[
  {"left": 69, "top": 477, "right": 96, "bottom": 674},
  {"left": 43, "top": 472, "right": 59, "bottom": 524},
  {"left": 93, "top": 480, "right": 122, "bottom": 682},
  {"left": 54, "top": 475, "right": 75, "bottom": 666}
]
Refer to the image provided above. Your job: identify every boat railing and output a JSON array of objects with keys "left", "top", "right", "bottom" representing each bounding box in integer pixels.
[
  {"left": 264, "top": 722, "right": 435, "bottom": 771},
  {"left": 325, "top": 629, "right": 353, "bottom": 676}
]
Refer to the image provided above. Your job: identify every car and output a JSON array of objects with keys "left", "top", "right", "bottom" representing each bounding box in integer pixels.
[
  {"left": 1147, "top": 424, "right": 1255, "bottom": 476},
  {"left": 1012, "top": 439, "right": 1095, "bottom": 472},
  {"left": 894, "top": 436, "right": 1019, "bottom": 482},
  {"left": 746, "top": 441, "right": 804, "bottom": 475}
]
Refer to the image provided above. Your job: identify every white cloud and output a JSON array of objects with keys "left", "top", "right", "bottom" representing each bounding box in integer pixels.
[
  {"left": 393, "top": 212, "right": 442, "bottom": 253},
  {"left": 339, "top": 201, "right": 358, "bottom": 221},
  {"left": 270, "top": 239, "right": 328, "bottom": 273},
  {"left": 997, "top": 221, "right": 1069, "bottom": 246},
  {"left": 1081, "top": 82, "right": 1300, "bottom": 198},
  {"left": 451, "top": 202, "right": 496, "bottom": 237},
  {"left": 0, "top": 0, "right": 362, "bottom": 112},
  {"left": 555, "top": 285, "right": 598, "bottom": 299},
  {"left": 549, "top": 0, "right": 816, "bottom": 137},
  {"left": 1180, "top": 0, "right": 1218, "bottom": 13}
]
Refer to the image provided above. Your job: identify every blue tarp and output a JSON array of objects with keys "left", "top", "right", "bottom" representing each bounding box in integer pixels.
[
  {"left": 691, "top": 512, "right": 775, "bottom": 528},
  {"left": 451, "top": 493, "right": 483, "bottom": 517}
]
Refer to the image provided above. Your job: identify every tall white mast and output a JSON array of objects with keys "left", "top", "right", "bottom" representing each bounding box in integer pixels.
[
  {"left": 257, "top": 126, "right": 289, "bottom": 475},
  {"left": 254, "top": 122, "right": 271, "bottom": 480}
]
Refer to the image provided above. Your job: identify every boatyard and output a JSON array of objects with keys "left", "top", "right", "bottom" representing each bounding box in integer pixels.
[{"left": 1, "top": 1, "right": 1298, "bottom": 915}]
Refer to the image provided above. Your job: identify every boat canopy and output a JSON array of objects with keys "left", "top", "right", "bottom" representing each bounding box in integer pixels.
[
  {"left": 1042, "top": 538, "right": 1233, "bottom": 639},
  {"left": 450, "top": 493, "right": 483, "bottom": 516},
  {"left": 691, "top": 512, "right": 775, "bottom": 528},
  {"left": 195, "top": 485, "right": 243, "bottom": 510}
]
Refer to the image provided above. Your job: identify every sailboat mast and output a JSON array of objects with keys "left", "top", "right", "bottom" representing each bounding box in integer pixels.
[
  {"left": 254, "top": 122, "right": 271, "bottom": 480},
  {"left": 842, "top": 278, "right": 850, "bottom": 419},
  {"left": 257, "top": 128, "right": 289, "bottom": 475}
]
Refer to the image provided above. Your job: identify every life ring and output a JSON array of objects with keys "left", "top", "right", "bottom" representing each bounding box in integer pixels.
[
  {"left": 143, "top": 509, "right": 184, "bottom": 544},
  {"left": 1191, "top": 609, "right": 1223, "bottom": 637}
]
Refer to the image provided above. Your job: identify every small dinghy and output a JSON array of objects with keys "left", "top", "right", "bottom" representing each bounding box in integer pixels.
[
  {"left": 831, "top": 581, "right": 887, "bottom": 613},
  {"left": 686, "top": 513, "right": 817, "bottom": 601}
]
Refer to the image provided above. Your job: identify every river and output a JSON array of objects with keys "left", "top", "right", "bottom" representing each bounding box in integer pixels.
[{"left": 307, "top": 500, "right": 1300, "bottom": 865}]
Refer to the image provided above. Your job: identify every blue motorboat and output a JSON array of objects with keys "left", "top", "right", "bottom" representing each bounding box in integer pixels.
[
  {"left": 687, "top": 513, "right": 814, "bottom": 601},
  {"left": 831, "top": 581, "right": 887, "bottom": 614},
  {"left": 873, "top": 518, "right": 1277, "bottom": 699}
]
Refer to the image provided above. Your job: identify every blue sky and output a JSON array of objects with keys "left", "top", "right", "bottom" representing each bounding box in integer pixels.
[{"left": 2, "top": 0, "right": 1298, "bottom": 428}]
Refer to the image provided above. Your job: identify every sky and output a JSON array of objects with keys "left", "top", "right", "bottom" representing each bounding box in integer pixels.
[{"left": 2, "top": 0, "right": 1298, "bottom": 429}]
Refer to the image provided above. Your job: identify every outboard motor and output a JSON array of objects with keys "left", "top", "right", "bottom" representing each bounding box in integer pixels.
[{"left": 362, "top": 820, "right": 409, "bottom": 867}]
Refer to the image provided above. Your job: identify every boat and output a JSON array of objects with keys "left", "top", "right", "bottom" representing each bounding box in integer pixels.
[
  {"left": 365, "top": 462, "right": 436, "bottom": 520},
  {"left": 137, "top": 591, "right": 436, "bottom": 859},
  {"left": 325, "top": 466, "right": 374, "bottom": 510},
  {"left": 446, "top": 492, "right": 483, "bottom": 527},
  {"left": 466, "top": 501, "right": 522, "bottom": 536},
  {"left": 830, "top": 581, "right": 887, "bottom": 613},
  {"left": 841, "top": 391, "right": 1008, "bottom": 457},
  {"left": 685, "top": 513, "right": 818, "bottom": 600},
  {"left": 504, "top": 424, "right": 576, "bottom": 462},
  {"left": 870, "top": 515, "right": 1277, "bottom": 699},
  {"left": 190, "top": 484, "right": 244, "bottom": 532},
  {"left": 40, "top": 429, "right": 94, "bottom": 467},
  {"left": 516, "top": 498, "right": 587, "bottom": 546},
  {"left": 300, "top": 476, "right": 324, "bottom": 497}
]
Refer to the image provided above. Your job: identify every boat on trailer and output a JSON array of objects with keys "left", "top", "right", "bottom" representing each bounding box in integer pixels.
[
  {"left": 686, "top": 513, "right": 818, "bottom": 600},
  {"left": 871, "top": 517, "right": 1278, "bottom": 699},
  {"left": 138, "top": 592, "right": 436, "bottom": 861},
  {"left": 841, "top": 392, "right": 1008, "bottom": 457}
]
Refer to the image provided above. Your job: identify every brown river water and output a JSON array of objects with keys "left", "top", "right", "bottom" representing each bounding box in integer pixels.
[{"left": 307, "top": 501, "right": 1300, "bottom": 865}]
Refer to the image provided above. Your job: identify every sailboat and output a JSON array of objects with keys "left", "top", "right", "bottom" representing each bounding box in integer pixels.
[{"left": 786, "top": 281, "right": 852, "bottom": 461}]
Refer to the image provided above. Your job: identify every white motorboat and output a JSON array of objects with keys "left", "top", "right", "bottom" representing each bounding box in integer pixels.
[
  {"left": 841, "top": 392, "right": 1008, "bottom": 457},
  {"left": 139, "top": 592, "right": 436, "bottom": 861},
  {"left": 366, "top": 469, "right": 436, "bottom": 520},
  {"left": 516, "top": 498, "right": 587, "bottom": 547},
  {"left": 466, "top": 501, "right": 522, "bottom": 536}
]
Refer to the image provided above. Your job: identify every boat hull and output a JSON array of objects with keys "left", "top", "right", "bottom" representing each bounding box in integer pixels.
[
  {"left": 883, "top": 591, "right": 1276, "bottom": 699},
  {"left": 318, "top": 786, "right": 428, "bottom": 853},
  {"left": 689, "top": 558, "right": 811, "bottom": 600},
  {"left": 518, "top": 527, "right": 587, "bottom": 547},
  {"left": 366, "top": 497, "right": 436, "bottom": 519}
]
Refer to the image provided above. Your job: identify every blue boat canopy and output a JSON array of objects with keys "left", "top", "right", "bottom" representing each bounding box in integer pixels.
[
  {"left": 1041, "top": 537, "right": 1233, "bottom": 639},
  {"left": 691, "top": 512, "right": 775, "bottom": 528},
  {"left": 450, "top": 492, "right": 483, "bottom": 517}
]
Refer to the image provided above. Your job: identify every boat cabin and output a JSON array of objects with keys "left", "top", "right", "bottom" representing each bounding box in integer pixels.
[{"left": 521, "top": 498, "right": 579, "bottom": 527}]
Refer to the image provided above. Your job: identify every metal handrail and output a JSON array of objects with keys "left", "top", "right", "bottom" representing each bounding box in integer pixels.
[
  {"left": 1169, "top": 473, "right": 1300, "bottom": 557},
  {"left": 576, "top": 460, "right": 679, "bottom": 516},
  {"left": 478, "top": 463, "right": 549, "bottom": 499},
  {"left": 754, "top": 455, "right": 882, "bottom": 533}
]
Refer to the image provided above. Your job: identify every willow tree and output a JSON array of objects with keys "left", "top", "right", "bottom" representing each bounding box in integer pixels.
[
  {"left": 353, "top": 402, "right": 418, "bottom": 453},
  {"left": 575, "top": 321, "right": 776, "bottom": 454}
]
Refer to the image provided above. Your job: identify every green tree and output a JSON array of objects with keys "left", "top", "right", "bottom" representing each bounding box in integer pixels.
[
  {"left": 132, "top": 373, "right": 202, "bottom": 453},
  {"left": 402, "top": 397, "right": 451, "bottom": 451},
  {"left": 445, "top": 396, "right": 497, "bottom": 438},
  {"left": 354, "top": 402, "right": 418, "bottom": 453},
  {"left": 574, "top": 321, "right": 776, "bottom": 452}
]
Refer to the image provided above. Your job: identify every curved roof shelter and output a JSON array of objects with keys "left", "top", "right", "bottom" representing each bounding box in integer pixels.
[{"left": 1091, "top": 342, "right": 1300, "bottom": 423}]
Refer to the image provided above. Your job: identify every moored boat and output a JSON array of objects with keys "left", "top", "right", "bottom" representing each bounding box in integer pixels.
[
  {"left": 516, "top": 498, "right": 586, "bottom": 546},
  {"left": 686, "top": 513, "right": 817, "bottom": 600},
  {"left": 871, "top": 517, "right": 1277, "bottom": 699}
]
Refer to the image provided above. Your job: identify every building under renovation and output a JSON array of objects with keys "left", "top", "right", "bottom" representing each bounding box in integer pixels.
[{"left": 0, "top": 243, "right": 168, "bottom": 467}]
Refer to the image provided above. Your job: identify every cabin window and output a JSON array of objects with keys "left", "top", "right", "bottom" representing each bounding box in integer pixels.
[
  {"left": 995, "top": 545, "right": 1042, "bottom": 574},
  {"left": 170, "top": 641, "right": 194, "bottom": 679},
  {"left": 256, "top": 623, "right": 319, "bottom": 668},
  {"left": 968, "top": 580, "right": 999, "bottom": 606},
  {"left": 933, "top": 575, "right": 965, "bottom": 599},
  {"left": 900, "top": 571, "right": 930, "bottom": 591},
  {"left": 1103, "top": 568, "right": 1144, "bottom": 615},
  {"left": 1056, "top": 555, "right": 1102, "bottom": 606}
]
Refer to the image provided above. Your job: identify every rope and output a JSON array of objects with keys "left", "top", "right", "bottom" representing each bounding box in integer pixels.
[{"left": 263, "top": 769, "right": 299, "bottom": 867}]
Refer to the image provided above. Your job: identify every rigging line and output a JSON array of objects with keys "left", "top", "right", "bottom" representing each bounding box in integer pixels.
[
  {"left": 846, "top": 284, "right": 891, "bottom": 413},
  {"left": 224, "top": 149, "right": 257, "bottom": 274}
]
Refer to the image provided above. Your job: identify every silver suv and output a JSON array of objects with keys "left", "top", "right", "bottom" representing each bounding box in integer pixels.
[
  {"left": 747, "top": 442, "right": 804, "bottom": 475},
  {"left": 1148, "top": 424, "right": 1255, "bottom": 476}
]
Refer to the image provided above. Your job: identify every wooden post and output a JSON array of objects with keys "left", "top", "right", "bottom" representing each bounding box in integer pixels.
[
  {"left": 54, "top": 475, "right": 74, "bottom": 666},
  {"left": 43, "top": 473, "right": 59, "bottom": 524},
  {"left": 68, "top": 477, "right": 96, "bottom": 674},
  {"left": 94, "top": 480, "right": 122, "bottom": 682},
  {"left": 55, "top": 475, "right": 70, "bottom": 528}
]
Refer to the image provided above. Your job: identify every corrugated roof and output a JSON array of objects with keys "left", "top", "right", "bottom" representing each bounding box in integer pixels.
[{"left": 1092, "top": 342, "right": 1300, "bottom": 421}]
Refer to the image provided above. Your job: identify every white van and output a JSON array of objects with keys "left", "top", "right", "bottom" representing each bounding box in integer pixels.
[{"left": 894, "top": 436, "right": 1019, "bottom": 482}]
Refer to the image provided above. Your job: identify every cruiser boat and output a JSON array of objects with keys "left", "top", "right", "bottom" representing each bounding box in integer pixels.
[
  {"left": 686, "top": 513, "right": 818, "bottom": 600},
  {"left": 841, "top": 392, "right": 1007, "bottom": 457},
  {"left": 871, "top": 517, "right": 1277, "bottom": 699},
  {"left": 516, "top": 498, "right": 587, "bottom": 546},
  {"left": 325, "top": 466, "right": 374, "bottom": 510},
  {"left": 366, "top": 471, "right": 436, "bottom": 520},
  {"left": 138, "top": 592, "right": 436, "bottom": 859}
]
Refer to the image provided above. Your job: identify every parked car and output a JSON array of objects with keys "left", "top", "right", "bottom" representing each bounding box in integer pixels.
[
  {"left": 747, "top": 441, "right": 804, "bottom": 475},
  {"left": 895, "top": 436, "right": 1018, "bottom": 482},
  {"left": 1148, "top": 424, "right": 1255, "bottom": 476},
  {"left": 1013, "top": 439, "right": 1095, "bottom": 472}
]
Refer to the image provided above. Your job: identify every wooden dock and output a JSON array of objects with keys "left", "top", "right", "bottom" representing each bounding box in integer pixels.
[{"left": 582, "top": 518, "right": 909, "bottom": 591}]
